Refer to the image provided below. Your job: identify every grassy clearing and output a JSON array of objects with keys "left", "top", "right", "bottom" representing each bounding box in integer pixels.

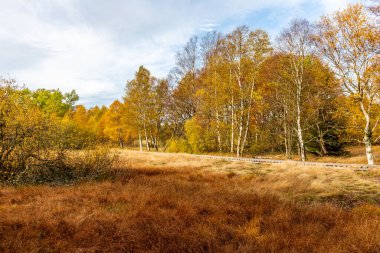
[
  {"left": 243, "top": 146, "right": 380, "bottom": 164},
  {"left": 0, "top": 150, "right": 379, "bottom": 252},
  {"left": 120, "top": 145, "right": 380, "bottom": 164},
  {"left": 122, "top": 150, "right": 380, "bottom": 207}
]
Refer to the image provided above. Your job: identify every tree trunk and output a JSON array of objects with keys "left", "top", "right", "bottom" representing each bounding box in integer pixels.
[
  {"left": 317, "top": 124, "right": 327, "bottom": 156},
  {"left": 364, "top": 133, "right": 374, "bottom": 165},
  {"left": 241, "top": 83, "right": 255, "bottom": 156},
  {"left": 296, "top": 81, "right": 306, "bottom": 162},
  {"left": 288, "top": 113, "right": 294, "bottom": 159},
  {"left": 143, "top": 123, "right": 150, "bottom": 151},
  {"left": 230, "top": 68, "right": 235, "bottom": 154},
  {"left": 150, "top": 132, "right": 156, "bottom": 151},
  {"left": 360, "top": 101, "right": 375, "bottom": 165},
  {"left": 154, "top": 135, "right": 159, "bottom": 151},
  {"left": 230, "top": 97, "right": 235, "bottom": 154},
  {"left": 138, "top": 131, "right": 143, "bottom": 152},
  {"left": 236, "top": 110, "right": 243, "bottom": 157},
  {"left": 236, "top": 76, "right": 244, "bottom": 157},
  {"left": 119, "top": 135, "right": 124, "bottom": 149},
  {"left": 118, "top": 130, "right": 124, "bottom": 149},
  {"left": 216, "top": 110, "right": 222, "bottom": 153},
  {"left": 283, "top": 100, "right": 292, "bottom": 159},
  {"left": 213, "top": 72, "right": 223, "bottom": 153},
  {"left": 284, "top": 118, "right": 290, "bottom": 159}
]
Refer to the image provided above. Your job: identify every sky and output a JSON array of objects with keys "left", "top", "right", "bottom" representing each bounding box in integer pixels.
[{"left": 0, "top": 0, "right": 359, "bottom": 107}]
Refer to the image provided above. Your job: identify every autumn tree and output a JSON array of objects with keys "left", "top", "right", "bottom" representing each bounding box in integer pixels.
[
  {"left": 276, "top": 19, "right": 314, "bottom": 161},
  {"left": 314, "top": 4, "right": 380, "bottom": 164},
  {"left": 260, "top": 54, "right": 297, "bottom": 158},
  {"left": 0, "top": 79, "right": 37, "bottom": 172},
  {"left": 301, "top": 58, "right": 345, "bottom": 156},
  {"left": 103, "top": 100, "right": 128, "bottom": 148},
  {"left": 222, "top": 26, "right": 272, "bottom": 156},
  {"left": 33, "top": 89, "right": 78, "bottom": 117},
  {"left": 151, "top": 78, "right": 170, "bottom": 150},
  {"left": 259, "top": 53, "right": 345, "bottom": 158},
  {"left": 196, "top": 31, "right": 227, "bottom": 152},
  {"left": 124, "top": 66, "right": 169, "bottom": 151},
  {"left": 61, "top": 105, "right": 97, "bottom": 149},
  {"left": 168, "top": 36, "right": 202, "bottom": 140},
  {"left": 87, "top": 106, "right": 108, "bottom": 143},
  {"left": 174, "top": 29, "right": 272, "bottom": 155}
]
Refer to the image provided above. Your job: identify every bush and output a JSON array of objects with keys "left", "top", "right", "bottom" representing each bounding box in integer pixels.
[
  {"left": 60, "top": 122, "right": 97, "bottom": 149},
  {"left": 5, "top": 148, "right": 118, "bottom": 185},
  {"left": 69, "top": 147, "right": 119, "bottom": 181},
  {"left": 0, "top": 80, "right": 116, "bottom": 185},
  {"left": 167, "top": 138, "right": 190, "bottom": 153}
]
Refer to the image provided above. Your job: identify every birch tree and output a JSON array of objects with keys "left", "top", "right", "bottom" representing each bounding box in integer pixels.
[
  {"left": 314, "top": 4, "right": 380, "bottom": 164},
  {"left": 260, "top": 54, "right": 297, "bottom": 158},
  {"left": 151, "top": 78, "right": 170, "bottom": 151},
  {"left": 277, "top": 19, "right": 314, "bottom": 162},
  {"left": 124, "top": 66, "right": 155, "bottom": 151},
  {"left": 170, "top": 36, "right": 200, "bottom": 122},
  {"left": 200, "top": 32, "right": 226, "bottom": 152},
  {"left": 223, "top": 26, "right": 272, "bottom": 157}
]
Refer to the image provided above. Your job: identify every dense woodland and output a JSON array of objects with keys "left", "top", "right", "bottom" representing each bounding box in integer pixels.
[{"left": 0, "top": 3, "right": 379, "bottom": 171}]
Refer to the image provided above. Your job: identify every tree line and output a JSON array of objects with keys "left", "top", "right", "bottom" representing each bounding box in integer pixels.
[
  {"left": 1, "top": 3, "right": 379, "bottom": 165},
  {"left": 117, "top": 3, "right": 378, "bottom": 164}
]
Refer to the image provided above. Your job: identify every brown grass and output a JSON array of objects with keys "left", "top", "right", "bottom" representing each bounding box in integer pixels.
[
  {"left": 245, "top": 145, "right": 380, "bottom": 164},
  {"left": 0, "top": 150, "right": 379, "bottom": 252},
  {"left": 122, "top": 150, "right": 380, "bottom": 207}
]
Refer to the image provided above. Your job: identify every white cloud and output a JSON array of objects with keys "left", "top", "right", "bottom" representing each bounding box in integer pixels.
[
  {"left": 0, "top": 0, "right": 360, "bottom": 107},
  {"left": 320, "top": 0, "right": 359, "bottom": 13}
]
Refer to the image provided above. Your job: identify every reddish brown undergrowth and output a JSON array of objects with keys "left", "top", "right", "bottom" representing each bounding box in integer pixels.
[{"left": 0, "top": 167, "right": 379, "bottom": 253}]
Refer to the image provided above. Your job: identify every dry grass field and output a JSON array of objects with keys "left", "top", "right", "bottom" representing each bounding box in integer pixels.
[
  {"left": 0, "top": 150, "right": 379, "bottom": 252},
  {"left": 245, "top": 146, "right": 380, "bottom": 164},
  {"left": 200, "top": 146, "right": 380, "bottom": 165}
]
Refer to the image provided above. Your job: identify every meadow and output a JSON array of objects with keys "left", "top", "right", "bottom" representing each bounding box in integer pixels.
[
  {"left": 1, "top": 1, "right": 379, "bottom": 252},
  {"left": 0, "top": 150, "right": 379, "bottom": 253}
]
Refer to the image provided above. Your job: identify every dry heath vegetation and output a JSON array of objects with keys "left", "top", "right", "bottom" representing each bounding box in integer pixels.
[{"left": 0, "top": 150, "right": 379, "bottom": 252}]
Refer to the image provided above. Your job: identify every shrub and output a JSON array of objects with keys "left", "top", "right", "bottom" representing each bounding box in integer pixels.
[
  {"left": 6, "top": 148, "right": 118, "bottom": 185},
  {"left": 68, "top": 147, "right": 119, "bottom": 181},
  {"left": 167, "top": 138, "right": 190, "bottom": 153},
  {"left": 0, "top": 80, "right": 115, "bottom": 185}
]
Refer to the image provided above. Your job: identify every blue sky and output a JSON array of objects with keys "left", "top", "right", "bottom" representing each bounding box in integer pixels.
[{"left": 0, "top": 0, "right": 358, "bottom": 107}]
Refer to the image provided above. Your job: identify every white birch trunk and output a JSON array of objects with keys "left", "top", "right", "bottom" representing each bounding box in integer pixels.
[
  {"left": 229, "top": 68, "right": 235, "bottom": 154},
  {"left": 216, "top": 110, "right": 222, "bottom": 153},
  {"left": 139, "top": 131, "right": 143, "bottom": 152},
  {"left": 214, "top": 84, "right": 222, "bottom": 153},
  {"left": 241, "top": 82, "right": 255, "bottom": 155},
  {"left": 296, "top": 81, "right": 306, "bottom": 162},
  {"left": 154, "top": 135, "right": 159, "bottom": 151},
  {"left": 360, "top": 101, "right": 375, "bottom": 165},
  {"left": 283, "top": 98, "right": 292, "bottom": 159},
  {"left": 230, "top": 96, "right": 235, "bottom": 154},
  {"left": 143, "top": 122, "right": 150, "bottom": 151},
  {"left": 284, "top": 116, "right": 290, "bottom": 159},
  {"left": 235, "top": 71, "right": 244, "bottom": 157},
  {"left": 236, "top": 104, "right": 243, "bottom": 157}
]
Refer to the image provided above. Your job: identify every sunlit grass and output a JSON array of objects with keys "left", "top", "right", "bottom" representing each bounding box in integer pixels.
[{"left": 0, "top": 150, "right": 379, "bottom": 252}]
